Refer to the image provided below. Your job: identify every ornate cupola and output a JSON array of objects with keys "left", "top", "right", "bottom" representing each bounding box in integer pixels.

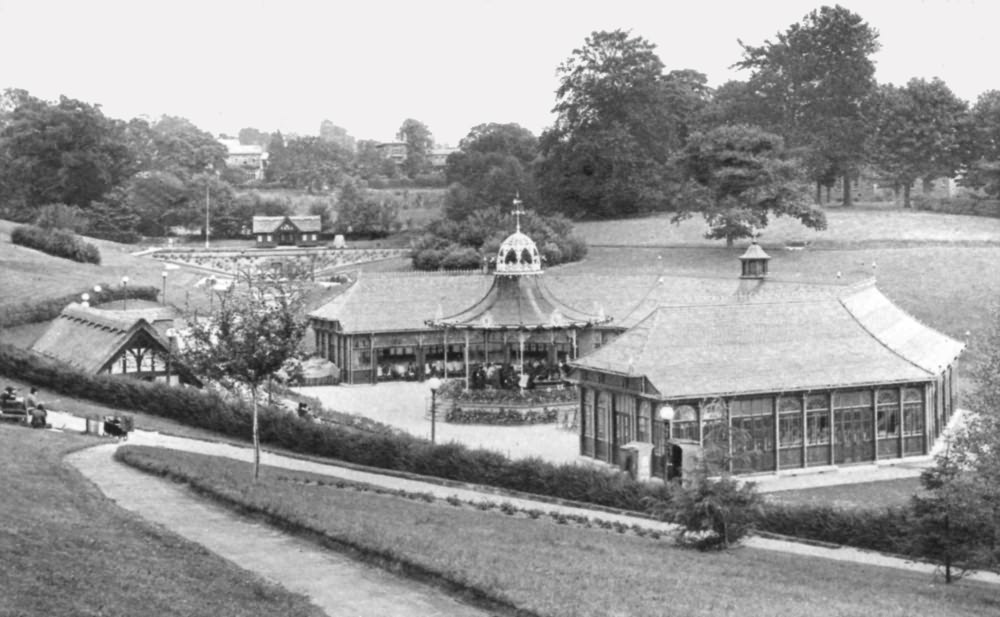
[
  {"left": 494, "top": 197, "right": 541, "bottom": 275},
  {"left": 739, "top": 241, "right": 771, "bottom": 279}
]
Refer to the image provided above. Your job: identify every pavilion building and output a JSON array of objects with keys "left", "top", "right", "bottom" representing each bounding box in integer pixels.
[{"left": 567, "top": 243, "right": 964, "bottom": 479}]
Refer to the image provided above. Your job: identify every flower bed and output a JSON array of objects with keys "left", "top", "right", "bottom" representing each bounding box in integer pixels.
[
  {"left": 437, "top": 380, "right": 577, "bottom": 425},
  {"left": 445, "top": 405, "right": 562, "bottom": 425}
]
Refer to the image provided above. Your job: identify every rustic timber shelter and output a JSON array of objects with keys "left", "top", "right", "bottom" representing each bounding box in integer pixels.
[
  {"left": 568, "top": 245, "right": 964, "bottom": 479},
  {"left": 30, "top": 303, "right": 196, "bottom": 385}
]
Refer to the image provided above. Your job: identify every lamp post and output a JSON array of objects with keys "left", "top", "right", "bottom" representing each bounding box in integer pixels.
[
  {"left": 161, "top": 270, "right": 168, "bottom": 304},
  {"left": 427, "top": 376, "right": 442, "bottom": 444},
  {"left": 165, "top": 327, "right": 177, "bottom": 385},
  {"left": 120, "top": 276, "right": 129, "bottom": 310},
  {"left": 208, "top": 276, "right": 217, "bottom": 309}
]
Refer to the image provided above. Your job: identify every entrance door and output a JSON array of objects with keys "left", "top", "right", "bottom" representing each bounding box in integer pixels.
[{"left": 834, "top": 407, "right": 874, "bottom": 464}]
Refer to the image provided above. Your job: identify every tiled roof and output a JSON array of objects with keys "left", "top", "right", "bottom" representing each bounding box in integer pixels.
[
  {"left": 571, "top": 283, "right": 963, "bottom": 398},
  {"left": 430, "top": 274, "right": 609, "bottom": 330},
  {"left": 252, "top": 216, "right": 322, "bottom": 234},
  {"left": 308, "top": 270, "right": 849, "bottom": 335},
  {"left": 30, "top": 303, "right": 172, "bottom": 373}
]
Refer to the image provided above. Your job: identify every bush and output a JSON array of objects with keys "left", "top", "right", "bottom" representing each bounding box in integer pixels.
[
  {"left": 0, "top": 285, "right": 159, "bottom": 328},
  {"left": 754, "top": 502, "right": 912, "bottom": 554},
  {"left": 648, "top": 476, "right": 762, "bottom": 550},
  {"left": 11, "top": 225, "right": 101, "bottom": 264},
  {"left": 911, "top": 195, "right": 1000, "bottom": 218}
]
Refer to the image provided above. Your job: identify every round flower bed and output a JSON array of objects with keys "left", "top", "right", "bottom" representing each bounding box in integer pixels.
[{"left": 438, "top": 380, "right": 577, "bottom": 426}]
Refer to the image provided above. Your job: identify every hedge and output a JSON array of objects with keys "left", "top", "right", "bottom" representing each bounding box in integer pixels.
[
  {"left": 11, "top": 225, "right": 102, "bottom": 264},
  {"left": 0, "top": 285, "right": 159, "bottom": 328},
  {"left": 911, "top": 195, "right": 1000, "bottom": 219},
  {"left": 0, "top": 343, "right": 670, "bottom": 511}
]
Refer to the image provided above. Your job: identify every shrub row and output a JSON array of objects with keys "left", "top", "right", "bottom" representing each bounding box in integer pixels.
[
  {"left": 754, "top": 502, "right": 913, "bottom": 555},
  {"left": 911, "top": 195, "right": 1000, "bottom": 219},
  {"left": 445, "top": 406, "right": 559, "bottom": 425},
  {"left": 11, "top": 225, "right": 102, "bottom": 264},
  {"left": 0, "top": 344, "right": 669, "bottom": 511},
  {"left": 0, "top": 285, "right": 159, "bottom": 328}
]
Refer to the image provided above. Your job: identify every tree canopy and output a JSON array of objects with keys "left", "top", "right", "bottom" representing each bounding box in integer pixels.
[
  {"left": 397, "top": 118, "right": 433, "bottom": 178},
  {"left": 737, "top": 5, "right": 880, "bottom": 205},
  {"left": 960, "top": 90, "right": 1000, "bottom": 197},
  {"left": 677, "top": 124, "right": 825, "bottom": 245}
]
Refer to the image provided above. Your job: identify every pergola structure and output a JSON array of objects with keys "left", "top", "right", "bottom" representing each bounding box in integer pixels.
[{"left": 425, "top": 202, "right": 610, "bottom": 388}]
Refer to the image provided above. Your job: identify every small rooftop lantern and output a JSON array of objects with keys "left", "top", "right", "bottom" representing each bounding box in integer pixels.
[{"left": 739, "top": 241, "right": 770, "bottom": 279}]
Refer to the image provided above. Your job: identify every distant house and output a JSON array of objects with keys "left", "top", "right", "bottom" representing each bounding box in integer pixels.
[
  {"left": 429, "top": 146, "right": 459, "bottom": 170},
  {"left": 30, "top": 303, "right": 196, "bottom": 385},
  {"left": 376, "top": 141, "right": 408, "bottom": 165},
  {"left": 220, "top": 138, "right": 267, "bottom": 181},
  {"left": 252, "top": 215, "right": 322, "bottom": 247}
]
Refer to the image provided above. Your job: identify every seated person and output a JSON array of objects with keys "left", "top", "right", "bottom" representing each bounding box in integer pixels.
[
  {"left": 1, "top": 386, "right": 15, "bottom": 403},
  {"left": 30, "top": 404, "right": 48, "bottom": 429}
]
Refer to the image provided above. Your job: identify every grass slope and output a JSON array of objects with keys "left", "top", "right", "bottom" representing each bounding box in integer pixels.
[
  {"left": 0, "top": 426, "right": 323, "bottom": 617},
  {"left": 119, "top": 446, "right": 999, "bottom": 617}
]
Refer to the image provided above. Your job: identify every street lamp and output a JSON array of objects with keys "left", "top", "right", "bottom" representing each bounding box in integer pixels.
[
  {"left": 120, "top": 276, "right": 129, "bottom": 310},
  {"left": 80, "top": 293, "right": 90, "bottom": 308},
  {"left": 427, "top": 376, "right": 442, "bottom": 444},
  {"left": 659, "top": 405, "right": 675, "bottom": 422},
  {"left": 161, "top": 270, "right": 168, "bottom": 304}
]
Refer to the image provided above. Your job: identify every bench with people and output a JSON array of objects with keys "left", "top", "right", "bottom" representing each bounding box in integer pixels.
[{"left": 1, "top": 386, "right": 49, "bottom": 428}]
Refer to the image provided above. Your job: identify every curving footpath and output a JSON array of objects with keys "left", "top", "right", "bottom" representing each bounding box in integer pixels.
[{"left": 65, "top": 423, "right": 1000, "bottom": 617}]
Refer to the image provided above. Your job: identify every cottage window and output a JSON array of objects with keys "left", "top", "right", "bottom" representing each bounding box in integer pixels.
[
  {"left": 582, "top": 388, "right": 595, "bottom": 438},
  {"left": 903, "top": 387, "right": 925, "bottom": 436}
]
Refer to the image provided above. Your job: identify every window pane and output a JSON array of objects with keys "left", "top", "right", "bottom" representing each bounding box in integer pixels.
[
  {"left": 807, "top": 412, "right": 830, "bottom": 444},
  {"left": 806, "top": 393, "right": 830, "bottom": 411},
  {"left": 780, "top": 414, "right": 803, "bottom": 447},
  {"left": 778, "top": 396, "right": 802, "bottom": 413}
]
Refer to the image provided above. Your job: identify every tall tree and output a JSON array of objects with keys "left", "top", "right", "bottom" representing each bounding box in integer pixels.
[
  {"left": 238, "top": 127, "right": 269, "bottom": 148},
  {"left": 180, "top": 271, "right": 307, "bottom": 481},
  {"left": 265, "top": 135, "right": 351, "bottom": 191},
  {"left": 146, "top": 115, "right": 227, "bottom": 179},
  {"left": 396, "top": 118, "right": 433, "bottom": 178},
  {"left": 0, "top": 91, "right": 134, "bottom": 215},
  {"left": 445, "top": 123, "right": 539, "bottom": 221},
  {"left": 960, "top": 90, "right": 1000, "bottom": 197},
  {"left": 870, "top": 79, "right": 970, "bottom": 207},
  {"left": 319, "top": 120, "right": 355, "bottom": 151},
  {"left": 676, "top": 124, "right": 825, "bottom": 246},
  {"left": 537, "top": 30, "right": 701, "bottom": 218},
  {"left": 737, "top": 5, "right": 881, "bottom": 205}
]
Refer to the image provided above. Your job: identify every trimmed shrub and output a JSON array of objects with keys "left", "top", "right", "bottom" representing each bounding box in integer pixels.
[
  {"left": 0, "top": 285, "right": 159, "bottom": 327},
  {"left": 11, "top": 225, "right": 101, "bottom": 264}
]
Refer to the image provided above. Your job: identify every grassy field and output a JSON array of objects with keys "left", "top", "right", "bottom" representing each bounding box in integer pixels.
[
  {"left": 574, "top": 206, "right": 1000, "bottom": 247},
  {"left": 118, "top": 446, "right": 998, "bottom": 617},
  {"left": 0, "top": 426, "right": 323, "bottom": 617}
]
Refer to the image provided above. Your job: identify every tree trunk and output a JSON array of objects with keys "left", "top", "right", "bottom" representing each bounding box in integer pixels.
[
  {"left": 726, "top": 235, "right": 734, "bottom": 248},
  {"left": 903, "top": 183, "right": 911, "bottom": 209},
  {"left": 842, "top": 174, "right": 853, "bottom": 207},
  {"left": 252, "top": 389, "right": 260, "bottom": 482},
  {"left": 815, "top": 181, "right": 822, "bottom": 204}
]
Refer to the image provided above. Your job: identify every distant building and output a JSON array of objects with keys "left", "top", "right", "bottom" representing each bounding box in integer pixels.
[
  {"left": 429, "top": 146, "right": 459, "bottom": 169},
  {"left": 375, "top": 142, "right": 408, "bottom": 165},
  {"left": 220, "top": 138, "right": 267, "bottom": 181},
  {"left": 252, "top": 215, "right": 322, "bottom": 247}
]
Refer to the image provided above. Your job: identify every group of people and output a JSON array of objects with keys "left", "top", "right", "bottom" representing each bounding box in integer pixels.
[
  {"left": 1, "top": 385, "right": 49, "bottom": 428},
  {"left": 468, "top": 359, "right": 569, "bottom": 391}
]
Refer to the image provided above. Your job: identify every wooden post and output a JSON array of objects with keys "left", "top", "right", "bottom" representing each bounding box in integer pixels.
[
  {"left": 773, "top": 395, "right": 780, "bottom": 472},
  {"left": 443, "top": 328, "right": 448, "bottom": 379},
  {"left": 898, "top": 385, "right": 905, "bottom": 458},
  {"left": 370, "top": 333, "right": 376, "bottom": 384},
  {"left": 571, "top": 329, "right": 578, "bottom": 359},
  {"left": 464, "top": 329, "right": 470, "bottom": 391},
  {"left": 828, "top": 391, "right": 835, "bottom": 466}
]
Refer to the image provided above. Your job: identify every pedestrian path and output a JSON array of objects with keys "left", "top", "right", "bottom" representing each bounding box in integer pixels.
[{"left": 68, "top": 444, "right": 492, "bottom": 617}]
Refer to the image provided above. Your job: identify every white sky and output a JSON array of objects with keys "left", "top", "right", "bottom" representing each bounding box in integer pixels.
[{"left": 0, "top": 0, "right": 997, "bottom": 146}]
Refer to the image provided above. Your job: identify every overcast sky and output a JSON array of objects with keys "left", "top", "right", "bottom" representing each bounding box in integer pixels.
[{"left": 1, "top": 0, "right": 997, "bottom": 146}]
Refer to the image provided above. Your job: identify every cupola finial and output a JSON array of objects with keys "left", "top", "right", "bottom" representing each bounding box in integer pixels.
[{"left": 511, "top": 193, "right": 524, "bottom": 233}]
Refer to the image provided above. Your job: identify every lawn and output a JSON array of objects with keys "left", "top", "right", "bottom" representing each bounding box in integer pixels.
[
  {"left": 0, "top": 425, "right": 323, "bottom": 617},
  {"left": 118, "top": 446, "right": 999, "bottom": 617},
  {"left": 766, "top": 478, "right": 925, "bottom": 510},
  {"left": 573, "top": 206, "right": 1000, "bottom": 248}
]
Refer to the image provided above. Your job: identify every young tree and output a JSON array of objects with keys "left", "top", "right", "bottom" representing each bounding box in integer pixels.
[
  {"left": 180, "top": 272, "right": 307, "bottom": 480},
  {"left": 537, "top": 30, "right": 702, "bottom": 218},
  {"left": 737, "top": 6, "right": 880, "bottom": 205},
  {"left": 870, "top": 79, "right": 970, "bottom": 207},
  {"left": 676, "top": 124, "right": 825, "bottom": 246}
]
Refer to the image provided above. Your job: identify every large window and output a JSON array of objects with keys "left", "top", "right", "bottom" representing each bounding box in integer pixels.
[
  {"left": 778, "top": 396, "right": 803, "bottom": 448},
  {"left": 637, "top": 400, "right": 651, "bottom": 443},
  {"left": 596, "top": 392, "right": 610, "bottom": 440},
  {"left": 876, "top": 389, "right": 900, "bottom": 439},
  {"left": 806, "top": 393, "right": 830, "bottom": 444},
  {"left": 614, "top": 394, "right": 635, "bottom": 445},
  {"left": 672, "top": 404, "right": 698, "bottom": 442},
  {"left": 834, "top": 390, "right": 873, "bottom": 441},
  {"left": 903, "top": 387, "right": 924, "bottom": 436},
  {"left": 582, "top": 388, "right": 595, "bottom": 438},
  {"left": 730, "top": 396, "right": 775, "bottom": 461}
]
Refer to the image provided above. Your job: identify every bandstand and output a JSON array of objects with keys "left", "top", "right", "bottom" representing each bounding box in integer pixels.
[{"left": 424, "top": 205, "right": 610, "bottom": 388}]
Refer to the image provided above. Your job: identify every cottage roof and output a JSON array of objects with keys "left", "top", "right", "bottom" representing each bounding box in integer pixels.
[
  {"left": 252, "top": 215, "right": 322, "bottom": 234},
  {"left": 30, "top": 303, "right": 173, "bottom": 373},
  {"left": 570, "top": 281, "right": 964, "bottom": 398}
]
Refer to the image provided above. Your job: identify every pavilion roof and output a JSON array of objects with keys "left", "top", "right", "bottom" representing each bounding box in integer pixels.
[
  {"left": 427, "top": 273, "right": 609, "bottom": 330},
  {"left": 570, "top": 281, "right": 964, "bottom": 399}
]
